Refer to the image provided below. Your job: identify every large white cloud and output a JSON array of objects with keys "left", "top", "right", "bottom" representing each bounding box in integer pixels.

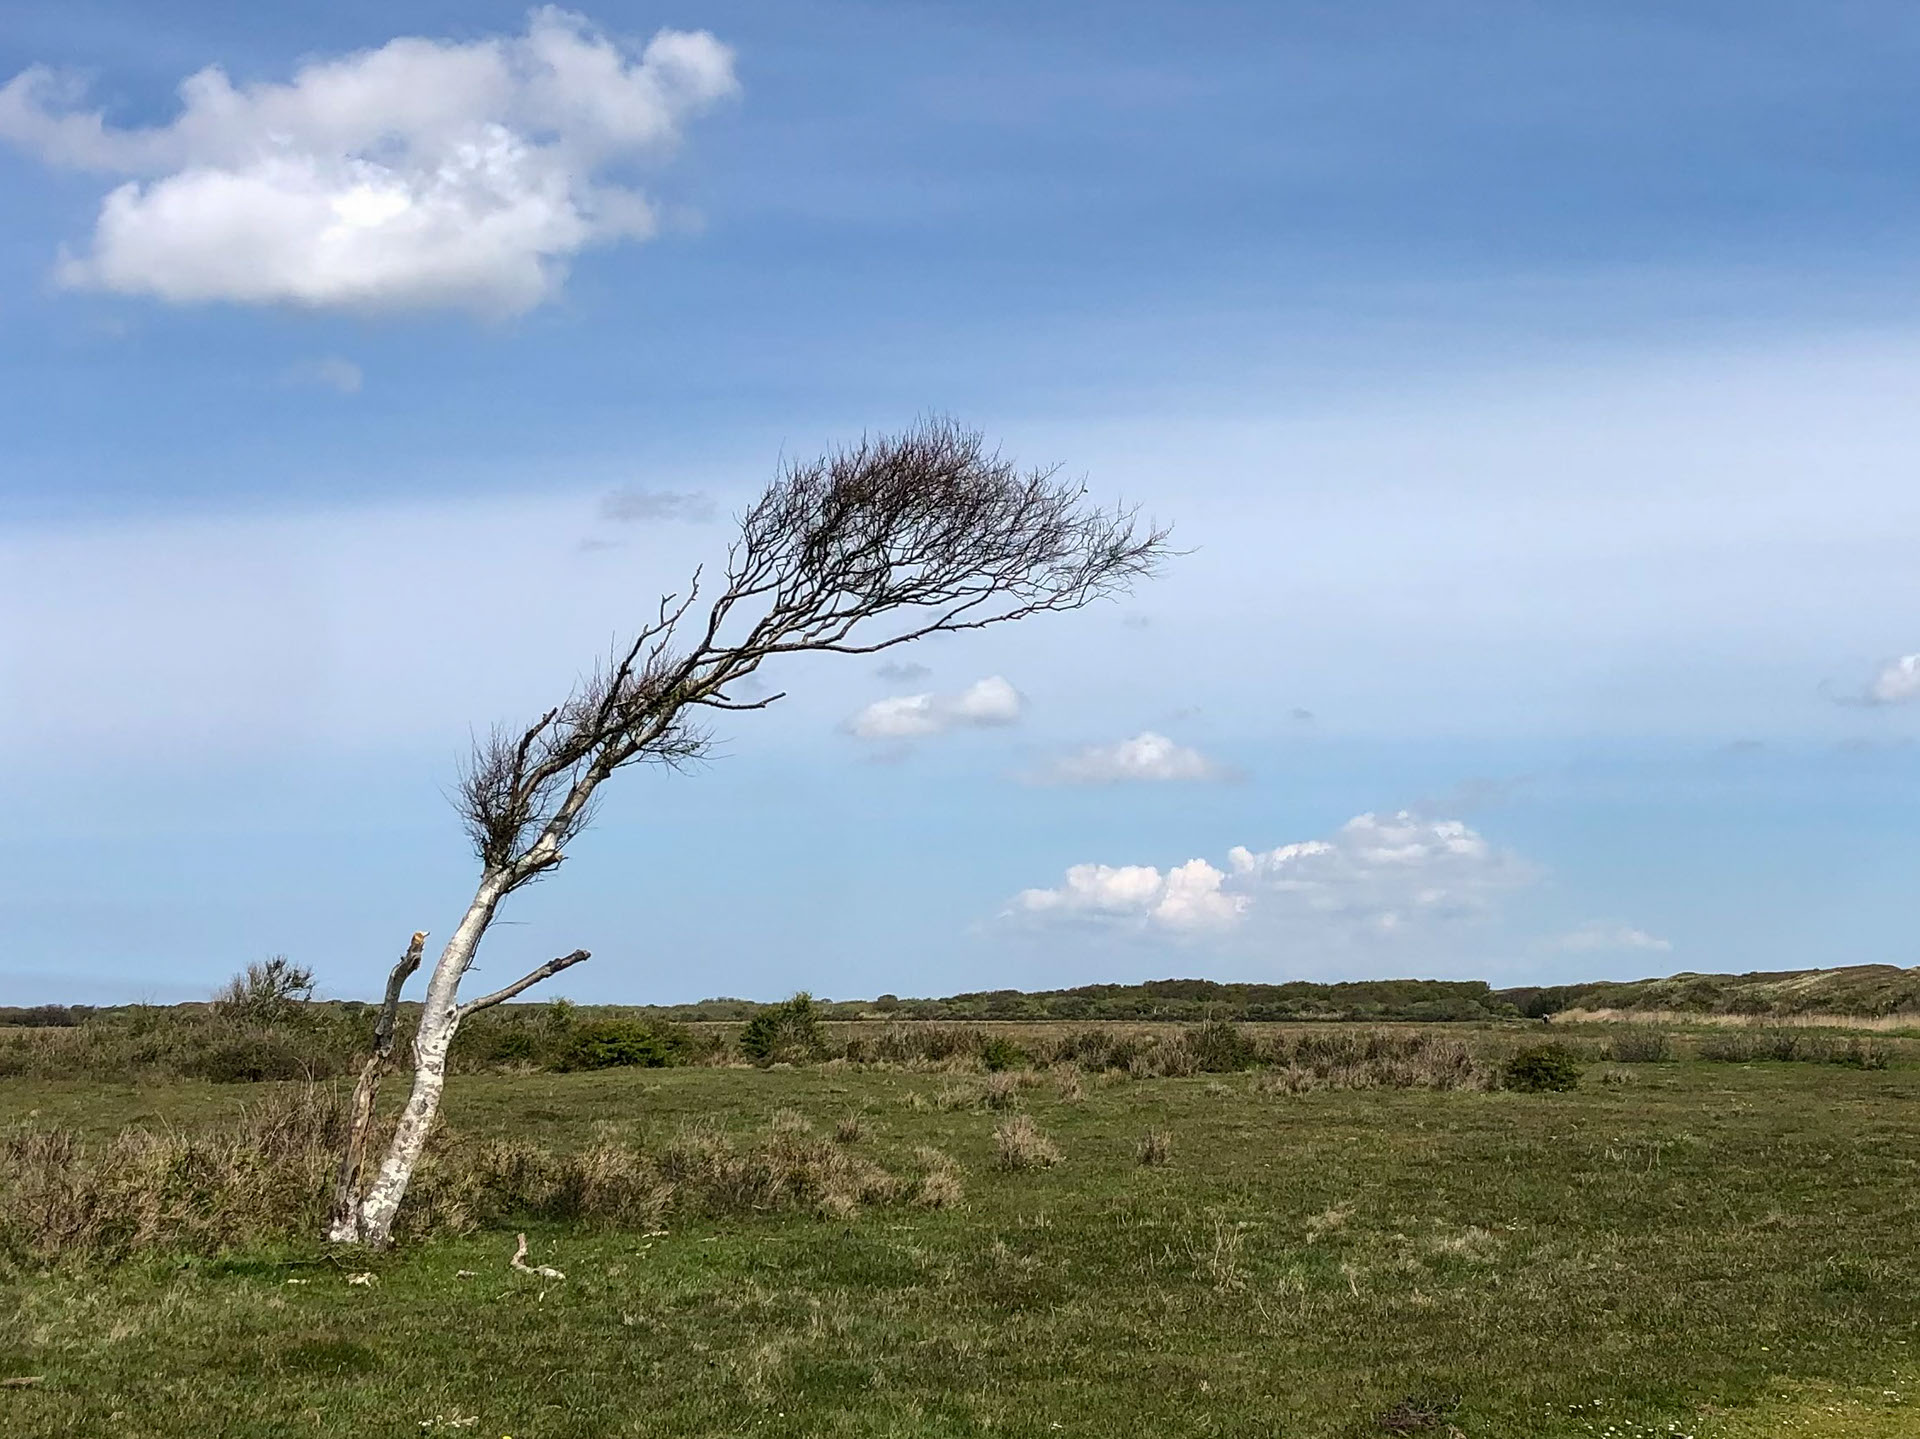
[
  {"left": 0, "top": 8, "right": 736, "bottom": 314},
  {"left": 1015, "top": 858, "right": 1245, "bottom": 932},
  {"left": 1011, "top": 811, "right": 1531, "bottom": 941},
  {"left": 848, "top": 676, "right": 1023, "bottom": 741},
  {"left": 1031, "top": 730, "right": 1222, "bottom": 784}
]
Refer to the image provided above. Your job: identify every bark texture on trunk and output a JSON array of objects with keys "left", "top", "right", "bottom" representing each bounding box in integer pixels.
[
  {"left": 327, "top": 931, "right": 427, "bottom": 1244},
  {"left": 352, "top": 880, "right": 505, "bottom": 1247}
]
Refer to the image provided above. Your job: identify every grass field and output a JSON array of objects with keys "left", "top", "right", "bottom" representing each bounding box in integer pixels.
[{"left": 5, "top": 1039, "right": 1920, "bottom": 1437}]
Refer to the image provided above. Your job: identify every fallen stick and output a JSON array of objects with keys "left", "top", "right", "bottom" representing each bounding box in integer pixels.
[{"left": 510, "top": 1233, "right": 565, "bottom": 1280}]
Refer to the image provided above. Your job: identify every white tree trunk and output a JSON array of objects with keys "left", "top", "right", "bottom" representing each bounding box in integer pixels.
[{"left": 350, "top": 875, "right": 506, "bottom": 1247}]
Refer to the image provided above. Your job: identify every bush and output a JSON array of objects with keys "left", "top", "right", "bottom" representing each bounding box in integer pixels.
[
  {"left": 1697, "top": 1030, "right": 1892, "bottom": 1069},
  {"left": 1698, "top": 1031, "right": 1800, "bottom": 1063},
  {"left": 1250, "top": 1030, "right": 1492, "bottom": 1094},
  {"left": 181, "top": 1026, "right": 327, "bottom": 1083},
  {"left": 555, "top": 1019, "right": 690, "bottom": 1071},
  {"left": 1604, "top": 1027, "right": 1671, "bottom": 1063},
  {"left": 980, "top": 1036, "right": 1027, "bottom": 1071},
  {"left": 212, "top": 957, "right": 316, "bottom": 1027},
  {"left": 738, "top": 993, "right": 824, "bottom": 1064},
  {"left": 1501, "top": 1045, "right": 1583, "bottom": 1093},
  {"left": 1836, "top": 1037, "right": 1891, "bottom": 1070},
  {"left": 1187, "top": 1019, "right": 1259, "bottom": 1072},
  {"left": 0, "top": 1085, "right": 347, "bottom": 1266}
]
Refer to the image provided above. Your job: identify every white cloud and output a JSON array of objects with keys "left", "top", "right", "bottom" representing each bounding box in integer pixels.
[
  {"left": 1033, "top": 730, "right": 1222, "bottom": 784},
  {"left": 1014, "top": 858, "right": 1245, "bottom": 932},
  {"left": 848, "top": 676, "right": 1023, "bottom": 740},
  {"left": 1011, "top": 811, "right": 1531, "bottom": 941},
  {"left": 1864, "top": 655, "right": 1920, "bottom": 706},
  {"left": 1548, "top": 921, "right": 1672, "bottom": 954},
  {"left": 0, "top": 8, "right": 736, "bottom": 314}
]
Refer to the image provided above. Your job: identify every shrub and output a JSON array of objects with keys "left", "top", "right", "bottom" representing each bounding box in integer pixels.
[
  {"left": 181, "top": 1026, "right": 326, "bottom": 1084},
  {"left": 1696, "top": 1031, "right": 1891, "bottom": 1070},
  {"left": 1187, "top": 1019, "right": 1259, "bottom": 1072},
  {"left": 993, "top": 1115, "right": 1062, "bottom": 1171},
  {"left": 554, "top": 1019, "right": 690, "bottom": 1071},
  {"left": 841, "top": 1023, "right": 987, "bottom": 1068},
  {"left": 1251, "top": 1030, "right": 1492, "bottom": 1093},
  {"left": 0, "top": 1084, "right": 347, "bottom": 1266},
  {"left": 980, "top": 1036, "right": 1027, "bottom": 1071},
  {"left": 1699, "top": 1031, "right": 1795, "bottom": 1063},
  {"left": 1501, "top": 1045, "right": 1583, "bottom": 1093},
  {"left": 738, "top": 993, "right": 825, "bottom": 1065},
  {"left": 1604, "top": 1027, "right": 1671, "bottom": 1063},
  {"left": 1836, "top": 1037, "right": 1891, "bottom": 1070},
  {"left": 212, "top": 957, "right": 316, "bottom": 1026}
]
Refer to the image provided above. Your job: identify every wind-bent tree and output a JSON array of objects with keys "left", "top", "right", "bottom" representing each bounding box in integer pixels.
[{"left": 329, "top": 421, "right": 1169, "bottom": 1245}]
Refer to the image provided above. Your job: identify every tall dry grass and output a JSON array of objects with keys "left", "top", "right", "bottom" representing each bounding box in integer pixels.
[
  {"left": 0, "top": 1087, "right": 957, "bottom": 1267},
  {"left": 1250, "top": 1030, "right": 1493, "bottom": 1093}
]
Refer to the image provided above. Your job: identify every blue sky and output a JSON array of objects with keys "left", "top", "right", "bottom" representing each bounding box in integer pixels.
[{"left": 2, "top": 1, "right": 1917, "bottom": 1004}]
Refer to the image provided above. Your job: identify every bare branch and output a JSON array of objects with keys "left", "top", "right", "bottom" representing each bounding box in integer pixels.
[
  {"left": 343, "top": 420, "right": 1173, "bottom": 1247},
  {"left": 457, "top": 949, "right": 591, "bottom": 1017},
  {"left": 328, "top": 930, "right": 427, "bottom": 1243},
  {"left": 703, "top": 690, "right": 787, "bottom": 711},
  {"left": 450, "top": 420, "right": 1168, "bottom": 891}
]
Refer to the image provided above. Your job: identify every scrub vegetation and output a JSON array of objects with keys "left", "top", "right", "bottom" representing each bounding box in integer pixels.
[{"left": 4, "top": 1001, "right": 1919, "bottom": 1437}]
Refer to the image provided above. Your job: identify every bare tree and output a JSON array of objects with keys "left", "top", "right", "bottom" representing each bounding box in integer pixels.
[{"left": 330, "top": 421, "right": 1169, "bottom": 1245}]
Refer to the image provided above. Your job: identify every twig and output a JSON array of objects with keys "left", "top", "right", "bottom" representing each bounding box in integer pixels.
[{"left": 510, "top": 1233, "right": 565, "bottom": 1280}]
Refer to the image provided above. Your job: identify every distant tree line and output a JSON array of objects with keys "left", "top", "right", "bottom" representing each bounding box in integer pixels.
[{"left": 629, "top": 977, "right": 1519, "bottom": 1024}]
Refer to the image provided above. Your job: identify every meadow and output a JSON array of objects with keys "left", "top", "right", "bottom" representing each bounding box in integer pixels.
[{"left": 4, "top": 1007, "right": 1919, "bottom": 1438}]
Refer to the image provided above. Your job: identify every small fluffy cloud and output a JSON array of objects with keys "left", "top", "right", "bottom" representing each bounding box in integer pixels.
[
  {"left": 1033, "top": 731, "right": 1222, "bottom": 785},
  {"left": 1864, "top": 655, "right": 1920, "bottom": 706},
  {"left": 1011, "top": 811, "right": 1530, "bottom": 941},
  {"left": 0, "top": 8, "right": 736, "bottom": 314},
  {"left": 1548, "top": 921, "right": 1672, "bottom": 954},
  {"left": 848, "top": 676, "right": 1022, "bottom": 741}
]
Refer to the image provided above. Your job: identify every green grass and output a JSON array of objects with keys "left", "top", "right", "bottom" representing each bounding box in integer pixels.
[{"left": 6, "top": 1055, "right": 1920, "bottom": 1437}]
